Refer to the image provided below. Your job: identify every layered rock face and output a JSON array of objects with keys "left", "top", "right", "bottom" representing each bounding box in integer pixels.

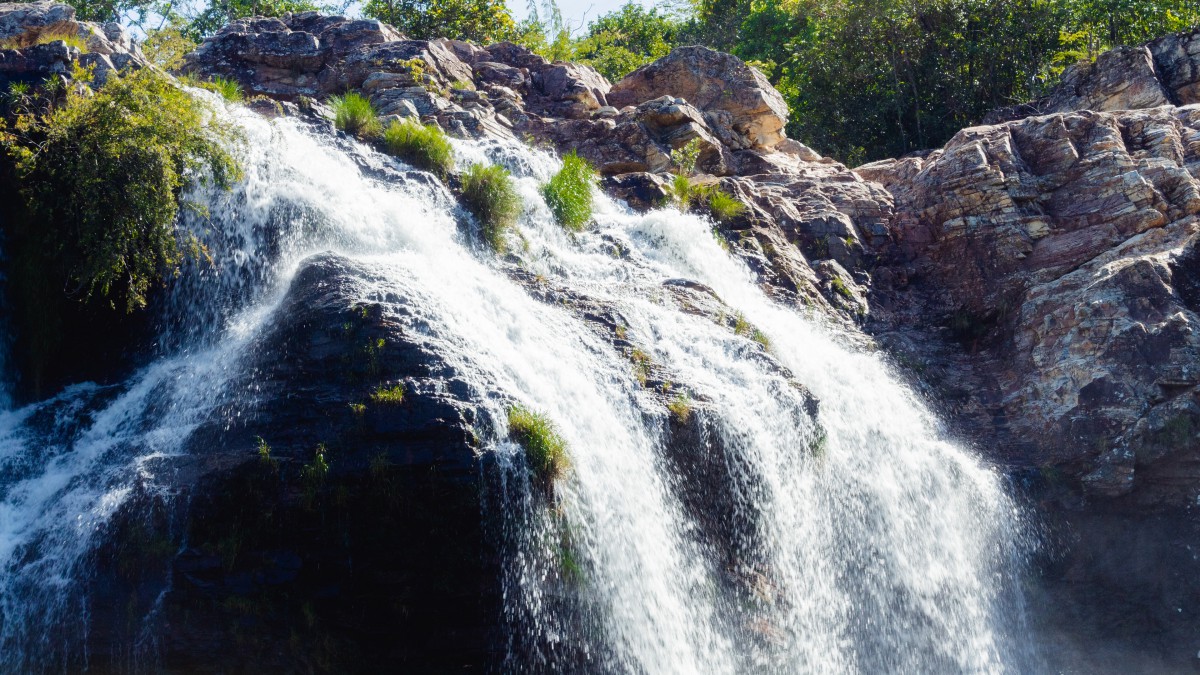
[
  {"left": 10, "top": 1, "right": 1200, "bottom": 667},
  {"left": 0, "top": 0, "right": 146, "bottom": 85}
]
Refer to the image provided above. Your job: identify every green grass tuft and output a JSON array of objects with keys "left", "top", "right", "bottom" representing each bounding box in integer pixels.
[
  {"left": 200, "top": 76, "right": 243, "bottom": 103},
  {"left": 508, "top": 404, "right": 570, "bottom": 483},
  {"left": 328, "top": 92, "right": 380, "bottom": 137},
  {"left": 705, "top": 188, "right": 746, "bottom": 223},
  {"left": 383, "top": 118, "right": 454, "bottom": 178},
  {"left": 667, "top": 392, "right": 692, "bottom": 422},
  {"left": 461, "top": 163, "right": 522, "bottom": 251},
  {"left": 541, "top": 151, "right": 596, "bottom": 231},
  {"left": 370, "top": 383, "right": 406, "bottom": 405},
  {"left": 669, "top": 173, "right": 693, "bottom": 210}
]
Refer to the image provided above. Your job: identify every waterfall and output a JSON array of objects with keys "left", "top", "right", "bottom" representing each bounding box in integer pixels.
[{"left": 0, "top": 100, "right": 1038, "bottom": 672}]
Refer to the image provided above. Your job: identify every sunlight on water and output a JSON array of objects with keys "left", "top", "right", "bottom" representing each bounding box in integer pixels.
[{"left": 0, "top": 101, "right": 1036, "bottom": 673}]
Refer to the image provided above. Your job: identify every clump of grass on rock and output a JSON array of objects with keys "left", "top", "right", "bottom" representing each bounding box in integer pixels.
[
  {"left": 383, "top": 118, "right": 454, "bottom": 178},
  {"left": 461, "top": 162, "right": 521, "bottom": 251},
  {"left": 328, "top": 92, "right": 379, "bottom": 137},
  {"left": 508, "top": 404, "right": 569, "bottom": 484},
  {"left": 541, "top": 151, "right": 595, "bottom": 231},
  {"left": 201, "top": 76, "right": 243, "bottom": 103}
]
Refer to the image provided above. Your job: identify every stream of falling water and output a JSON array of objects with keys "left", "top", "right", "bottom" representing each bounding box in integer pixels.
[{"left": 0, "top": 98, "right": 1037, "bottom": 673}]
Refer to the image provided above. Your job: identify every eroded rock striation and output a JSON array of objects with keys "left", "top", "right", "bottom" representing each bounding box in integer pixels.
[{"left": 9, "top": 2, "right": 1200, "bottom": 668}]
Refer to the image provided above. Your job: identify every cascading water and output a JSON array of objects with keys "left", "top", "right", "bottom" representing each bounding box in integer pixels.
[{"left": 0, "top": 95, "right": 1039, "bottom": 672}]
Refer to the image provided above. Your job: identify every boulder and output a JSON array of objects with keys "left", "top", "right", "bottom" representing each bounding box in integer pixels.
[
  {"left": 608, "top": 46, "right": 789, "bottom": 149},
  {"left": 0, "top": 0, "right": 74, "bottom": 42}
]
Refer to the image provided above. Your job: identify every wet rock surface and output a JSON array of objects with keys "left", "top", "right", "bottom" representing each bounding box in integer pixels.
[{"left": 11, "top": 1, "right": 1200, "bottom": 668}]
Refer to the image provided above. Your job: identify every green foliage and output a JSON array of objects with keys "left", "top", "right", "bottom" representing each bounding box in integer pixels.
[
  {"left": 255, "top": 436, "right": 275, "bottom": 466},
  {"left": 461, "top": 162, "right": 521, "bottom": 251},
  {"left": 328, "top": 92, "right": 380, "bottom": 138},
  {"left": 671, "top": 138, "right": 703, "bottom": 176},
  {"left": 678, "top": 0, "right": 1200, "bottom": 163},
  {"left": 669, "top": 174, "right": 693, "bottom": 210},
  {"left": 733, "top": 312, "right": 751, "bottom": 336},
  {"left": 751, "top": 328, "right": 771, "bottom": 350},
  {"left": 830, "top": 276, "right": 854, "bottom": 300},
  {"left": 667, "top": 392, "right": 692, "bottom": 423},
  {"left": 362, "top": 0, "right": 519, "bottom": 42},
  {"left": 383, "top": 118, "right": 454, "bottom": 178},
  {"left": 186, "top": 0, "right": 330, "bottom": 39},
  {"left": 370, "top": 383, "right": 406, "bottom": 405},
  {"left": 630, "top": 347, "right": 651, "bottom": 385},
  {"left": 3, "top": 68, "right": 241, "bottom": 313},
  {"left": 141, "top": 21, "right": 197, "bottom": 71},
  {"left": 508, "top": 404, "right": 570, "bottom": 483},
  {"left": 573, "top": 2, "right": 679, "bottom": 81},
  {"left": 699, "top": 186, "right": 746, "bottom": 223},
  {"left": 201, "top": 76, "right": 244, "bottom": 103},
  {"left": 541, "top": 151, "right": 595, "bottom": 231}
]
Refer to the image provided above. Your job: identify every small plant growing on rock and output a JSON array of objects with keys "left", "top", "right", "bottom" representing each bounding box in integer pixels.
[
  {"left": 733, "top": 312, "right": 752, "bottom": 336},
  {"left": 671, "top": 138, "right": 703, "bottom": 175},
  {"left": 461, "top": 163, "right": 522, "bottom": 252},
  {"left": 370, "top": 383, "right": 406, "bottom": 405},
  {"left": 201, "top": 76, "right": 243, "bottom": 103},
  {"left": 348, "top": 402, "right": 366, "bottom": 417},
  {"left": 704, "top": 187, "right": 746, "bottom": 223},
  {"left": 541, "top": 151, "right": 596, "bottom": 231},
  {"left": 667, "top": 392, "right": 692, "bottom": 423},
  {"left": 508, "top": 404, "right": 570, "bottom": 484},
  {"left": 669, "top": 173, "right": 694, "bottom": 210},
  {"left": 751, "top": 328, "right": 771, "bottom": 350},
  {"left": 328, "top": 92, "right": 380, "bottom": 137},
  {"left": 630, "top": 348, "right": 652, "bottom": 386},
  {"left": 255, "top": 436, "right": 276, "bottom": 468},
  {"left": 830, "top": 276, "right": 854, "bottom": 300},
  {"left": 383, "top": 118, "right": 454, "bottom": 178}
]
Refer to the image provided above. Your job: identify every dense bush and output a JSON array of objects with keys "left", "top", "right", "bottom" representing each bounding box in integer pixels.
[
  {"left": 362, "top": 0, "right": 518, "bottom": 42},
  {"left": 0, "top": 68, "right": 240, "bottom": 392},
  {"left": 383, "top": 119, "right": 455, "bottom": 178},
  {"left": 541, "top": 151, "right": 595, "bottom": 231},
  {"left": 461, "top": 163, "right": 521, "bottom": 251}
]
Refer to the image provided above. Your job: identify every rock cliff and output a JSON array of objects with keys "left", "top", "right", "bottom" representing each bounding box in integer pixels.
[{"left": 6, "top": 2, "right": 1200, "bottom": 670}]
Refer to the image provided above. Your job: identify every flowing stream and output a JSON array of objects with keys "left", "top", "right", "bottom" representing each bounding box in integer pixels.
[{"left": 0, "top": 99, "right": 1038, "bottom": 673}]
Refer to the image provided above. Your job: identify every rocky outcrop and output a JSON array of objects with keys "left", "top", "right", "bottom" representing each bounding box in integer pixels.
[
  {"left": 608, "top": 46, "right": 789, "bottom": 150},
  {"left": 0, "top": 0, "right": 144, "bottom": 87},
  {"left": 862, "top": 104, "right": 1200, "bottom": 508},
  {"left": 986, "top": 28, "right": 1200, "bottom": 122}
]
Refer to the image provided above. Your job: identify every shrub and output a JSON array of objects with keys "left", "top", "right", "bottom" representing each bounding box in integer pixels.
[
  {"left": 508, "top": 404, "right": 569, "bottom": 483},
  {"left": 461, "top": 162, "right": 521, "bottom": 251},
  {"left": 201, "top": 76, "right": 243, "bottom": 103},
  {"left": 3, "top": 68, "right": 241, "bottom": 312},
  {"left": 328, "top": 92, "right": 380, "bottom": 137},
  {"left": 541, "top": 151, "right": 595, "bottom": 231},
  {"left": 670, "top": 138, "right": 703, "bottom": 175},
  {"left": 255, "top": 436, "right": 274, "bottom": 466},
  {"left": 383, "top": 118, "right": 454, "bottom": 178},
  {"left": 370, "top": 383, "right": 406, "bottom": 405}
]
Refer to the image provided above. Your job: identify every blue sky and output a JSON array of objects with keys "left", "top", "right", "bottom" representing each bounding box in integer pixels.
[{"left": 510, "top": 0, "right": 670, "bottom": 35}]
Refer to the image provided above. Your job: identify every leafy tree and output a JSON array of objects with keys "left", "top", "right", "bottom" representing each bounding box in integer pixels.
[
  {"left": 186, "top": 0, "right": 332, "bottom": 38},
  {"left": 362, "top": 0, "right": 519, "bottom": 42},
  {"left": 574, "top": 2, "right": 679, "bottom": 81}
]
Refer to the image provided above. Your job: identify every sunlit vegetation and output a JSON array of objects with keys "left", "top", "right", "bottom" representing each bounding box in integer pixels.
[
  {"left": 328, "top": 92, "right": 380, "bottom": 138},
  {"left": 541, "top": 151, "right": 596, "bottom": 231},
  {"left": 508, "top": 404, "right": 570, "bottom": 483},
  {"left": 383, "top": 118, "right": 455, "bottom": 178},
  {"left": 461, "top": 162, "right": 522, "bottom": 252}
]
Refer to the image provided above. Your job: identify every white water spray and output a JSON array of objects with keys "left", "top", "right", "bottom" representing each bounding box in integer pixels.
[{"left": 0, "top": 101, "right": 1037, "bottom": 673}]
